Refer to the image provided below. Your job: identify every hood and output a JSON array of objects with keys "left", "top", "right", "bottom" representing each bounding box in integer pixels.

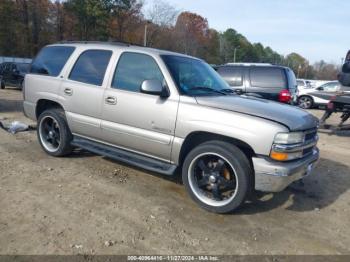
[{"left": 195, "top": 95, "right": 318, "bottom": 131}]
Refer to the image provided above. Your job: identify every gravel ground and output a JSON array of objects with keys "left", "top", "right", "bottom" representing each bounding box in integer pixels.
[{"left": 0, "top": 88, "right": 350, "bottom": 255}]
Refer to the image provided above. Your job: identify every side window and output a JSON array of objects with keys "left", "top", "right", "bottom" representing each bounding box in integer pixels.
[
  {"left": 69, "top": 50, "right": 112, "bottom": 86},
  {"left": 217, "top": 66, "right": 243, "bottom": 86},
  {"left": 112, "top": 52, "right": 164, "bottom": 93},
  {"left": 31, "top": 46, "right": 75, "bottom": 76},
  {"left": 323, "top": 83, "right": 339, "bottom": 92},
  {"left": 250, "top": 67, "right": 286, "bottom": 89},
  {"left": 297, "top": 80, "right": 304, "bottom": 86}
]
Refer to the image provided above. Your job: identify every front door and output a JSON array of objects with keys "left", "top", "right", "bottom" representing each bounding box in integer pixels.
[{"left": 101, "top": 52, "right": 179, "bottom": 162}]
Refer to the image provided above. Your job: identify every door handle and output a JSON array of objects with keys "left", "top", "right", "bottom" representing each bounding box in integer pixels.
[
  {"left": 105, "top": 96, "right": 117, "bottom": 105},
  {"left": 64, "top": 88, "right": 73, "bottom": 96}
]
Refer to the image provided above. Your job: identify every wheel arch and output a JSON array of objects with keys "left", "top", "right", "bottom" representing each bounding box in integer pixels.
[
  {"left": 36, "top": 99, "right": 65, "bottom": 119},
  {"left": 178, "top": 131, "right": 256, "bottom": 167}
]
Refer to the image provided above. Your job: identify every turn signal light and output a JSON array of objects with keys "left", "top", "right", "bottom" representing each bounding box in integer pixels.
[{"left": 270, "top": 151, "right": 289, "bottom": 161}]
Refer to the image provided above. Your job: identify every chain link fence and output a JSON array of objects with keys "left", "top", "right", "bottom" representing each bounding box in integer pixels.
[{"left": 0, "top": 56, "right": 32, "bottom": 64}]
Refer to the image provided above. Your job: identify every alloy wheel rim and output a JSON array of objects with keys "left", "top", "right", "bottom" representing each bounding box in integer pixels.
[
  {"left": 299, "top": 97, "right": 312, "bottom": 108},
  {"left": 39, "top": 116, "right": 61, "bottom": 152},
  {"left": 188, "top": 153, "right": 238, "bottom": 207}
]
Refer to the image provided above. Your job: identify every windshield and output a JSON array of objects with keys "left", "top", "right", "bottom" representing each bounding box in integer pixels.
[{"left": 161, "top": 55, "right": 230, "bottom": 96}]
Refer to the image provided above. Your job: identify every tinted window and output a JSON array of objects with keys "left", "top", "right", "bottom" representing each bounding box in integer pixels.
[
  {"left": 217, "top": 66, "right": 243, "bottom": 86},
  {"left": 69, "top": 50, "right": 112, "bottom": 86},
  {"left": 112, "top": 52, "right": 164, "bottom": 92},
  {"left": 17, "top": 63, "right": 30, "bottom": 73},
  {"left": 250, "top": 67, "right": 286, "bottom": 89},
  {"left": 346, "top": 50, "right": 350, "bottom": 62},
  {"left": 31, "top": 46, "right": 75, "bottom": 76},
  {"left": 286, "top": 68, "right": 297, "bottom": 92}
]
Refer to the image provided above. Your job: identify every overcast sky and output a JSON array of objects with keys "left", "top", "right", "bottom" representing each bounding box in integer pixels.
[{"left": 145, "top": 0, "right": 348, "bottom": 65}]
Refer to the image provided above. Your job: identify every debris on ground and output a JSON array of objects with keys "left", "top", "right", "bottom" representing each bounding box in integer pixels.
[
  {"left": 70, "top": 244, "right": 83, "bottom": 249},
  {"left": 104, "top": 240, "right": 115, "bottom": 247},
  {"left": 0, "top": 120, "right": 35, "bottom": 134}
]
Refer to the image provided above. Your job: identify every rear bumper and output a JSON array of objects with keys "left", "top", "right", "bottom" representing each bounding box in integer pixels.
[
  {"left": 23, "top": 101, "right": 36, "bottom": 121},
  {"left": 253, "top": 148, "right": 319, "bottom": 192}
]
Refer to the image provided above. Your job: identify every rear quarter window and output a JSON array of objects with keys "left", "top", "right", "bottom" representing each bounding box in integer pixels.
[
  {"left": 217, "top": 66, "right": 243, "bottom": 86},
  {"left": 249, "top": 67, "right": 286, "bottom": 89},
  {"left": 286, "top": 68, "right": 297, "bottom": 92},
  {"left": 30, "top": 46, "right": 75, "bottom": 77}
]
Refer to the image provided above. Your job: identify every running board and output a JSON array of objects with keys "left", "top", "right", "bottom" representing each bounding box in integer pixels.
[{"left": 71, "top": 136, "right": 177, "bottom": 176}]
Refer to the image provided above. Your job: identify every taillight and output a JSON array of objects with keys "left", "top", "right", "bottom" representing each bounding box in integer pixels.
[{"left": 278, "top": 89, "right": 291, "bottom": 103}]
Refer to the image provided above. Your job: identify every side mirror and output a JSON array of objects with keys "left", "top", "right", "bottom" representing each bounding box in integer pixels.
[
  {"left": 316, "top": 86, "right": 324, "bottom": 91},
  {"left": 141, "top": 79, "right": 169, "bottom": 97}
]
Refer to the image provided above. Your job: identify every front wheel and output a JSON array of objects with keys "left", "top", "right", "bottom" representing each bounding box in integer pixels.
[
  {"left": 298, "top": 96, "right": 313, "bottom": 109},
  {"left": 182, "top": 141, "right": 252, "bottom": 213}
]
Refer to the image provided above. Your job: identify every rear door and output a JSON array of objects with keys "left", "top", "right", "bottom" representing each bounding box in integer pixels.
[
  {"left": 247, "top": 66, "right": 287, "bottom": 101},
  {"left": 217, "top": 66, "right": 245, "bottom": 94},
  {"left": 59, "top": 49, "right": 113, "bottom": 140}
]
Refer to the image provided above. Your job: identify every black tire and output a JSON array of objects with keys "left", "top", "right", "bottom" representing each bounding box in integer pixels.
[
  {"left": 37, "top": 108, "right": 73, "bottom": 157},
  {"left": 0, "top": 80, "right": 5, "bottom": 89},
  {"left": 182, "top": 141, "right": 252, "bottom": 213},
  {"left": 18, "top": 80, "right": 23, "bottom": 90},
  {"left": 298, "top": 95, "right": 313, "bottom": 109}
]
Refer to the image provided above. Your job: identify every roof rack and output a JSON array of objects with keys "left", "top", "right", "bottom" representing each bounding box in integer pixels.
[
  {"left": 56, "top": 41, "right": 130, "bottom": 47},
  {"left": 225, "top": 62, "right": 273, "bottom": 66}
]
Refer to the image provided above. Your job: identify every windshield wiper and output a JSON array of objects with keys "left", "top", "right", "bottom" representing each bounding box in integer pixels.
[
  {"left": 221, "top": 88, "right": 236, "bottom": 94},
  {"left": 188, "top": 86, "right": 227, "bottom": 95}
]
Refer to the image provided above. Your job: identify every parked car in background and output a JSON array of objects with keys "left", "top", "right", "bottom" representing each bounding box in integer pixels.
[
  {"left": 23, "top": 42, "right": 319, "bottom": 213},
  {"left": 216, "top": 63, "right": 297, "bottom": 104},
  {"left": 297, "top": 81, "right": 341, "bottom": 109},
  {"left": 0, "top": 62, "right": 30, "bottom": 90},
  {"left": 297, "top": 79, "right": 312, "bottom": 90}
]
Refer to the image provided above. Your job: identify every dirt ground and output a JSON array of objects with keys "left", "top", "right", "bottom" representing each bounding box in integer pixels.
[{"left": 0, "top": 88, "right": 350, "bottom": 255}]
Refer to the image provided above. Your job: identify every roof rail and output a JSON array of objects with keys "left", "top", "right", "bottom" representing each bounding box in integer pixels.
[
  {"left": 56, "top": 41, "right": 130, "bottom": 47},
  {"left": 225, "top": 62, "right": 273, "bottom": 66}
]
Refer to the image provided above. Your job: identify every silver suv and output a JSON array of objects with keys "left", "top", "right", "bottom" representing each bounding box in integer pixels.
[{"left": 23, "top": 42, "right": 319, "bottom": 213}]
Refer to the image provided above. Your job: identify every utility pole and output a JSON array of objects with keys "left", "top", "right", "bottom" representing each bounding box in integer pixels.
[
  {"left": 297, "top": 64, "right": 301, "bottom": 78},
  {"left": 144, "top": 20, "right": 151, "bottom": 47},
  {"left": 234, "top": 47, "right": 239, "bottom": 63}
]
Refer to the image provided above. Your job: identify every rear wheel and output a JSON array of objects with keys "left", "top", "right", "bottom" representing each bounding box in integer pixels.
[
  {"left": 182, "top": 141, "right": 252, "bottom": 213},
  {"left": 37, "top": 109, "right": 73, "bottom": 157},
  {"left": 298, "top": 96, "right": 313, "bottom": 109},
  {"left": 0, "top": 80, "right": 5, "bottom": 89},
  {"left": 18, "top": 80, "right": 23, "bottom": 90}
]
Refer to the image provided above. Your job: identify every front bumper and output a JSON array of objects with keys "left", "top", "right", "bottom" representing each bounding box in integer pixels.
[{"left": 253, "top": 148, "right": 319, "bottom": 192}]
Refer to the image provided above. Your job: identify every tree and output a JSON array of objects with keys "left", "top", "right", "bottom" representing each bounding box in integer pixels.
[
  {"left": 64, "top": 0, "right": 109, "bottom": 41},
  {"left": 175, "top": 12, "right": 209, "bottom": 57},
  {"left": 107, "top": 0, "right": 143, "bottom": 42}
]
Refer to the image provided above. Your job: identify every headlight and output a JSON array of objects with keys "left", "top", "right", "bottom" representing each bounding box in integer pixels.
[
  {"left": 270, "top": 132, "right": 305, "bottom": 161},
  {"left": 273, "top": 132, "right": 304, "bottom": 144}
]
